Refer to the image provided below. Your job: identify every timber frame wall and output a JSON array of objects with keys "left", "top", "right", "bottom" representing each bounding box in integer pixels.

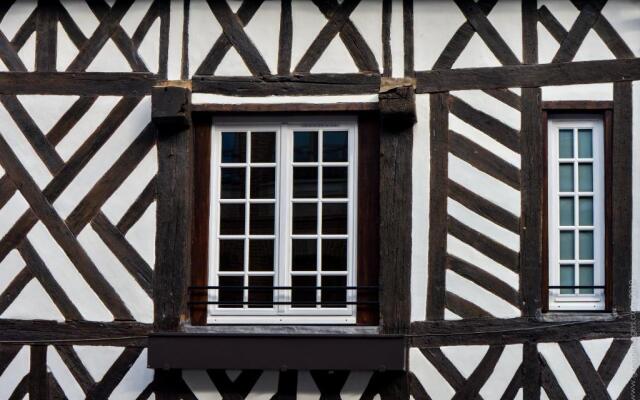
[{"left": 0, "top": 0, "right": 637, "bottom": 399}]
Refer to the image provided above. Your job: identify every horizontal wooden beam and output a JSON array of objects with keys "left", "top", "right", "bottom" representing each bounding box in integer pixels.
[
  {"left": 542, "top": 100, "right": 613, "bottom": 110},
  {"left": 410, "top": 313, "right": 639, "bottom": 347},
  {"left": 0, "top": 73, "right": 157, "bottom": 95},
  {"left": 0, "top": 319, "right": 150, "bottom": 346},
  {"left": 416, "top": 58, "right": 640, "bottom": 92},
  {"left": 192, "top": 73, "right": 381, "bottom": 96},
  {"left": 192, "top": 102, "right": 379, "bottom": 113}
]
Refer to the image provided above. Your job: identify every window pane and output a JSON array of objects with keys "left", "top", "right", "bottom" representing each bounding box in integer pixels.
[
  {"left": 292, "top": 276, "right": 316, "bottom": 307},
  {"left": 250, "top": 167, "right": 275, "bottom": 199},
  {"left": 558, "top": 129, "right": 573, "bottom": 158},
  {"left": 218, "top": 276, "right": 243, "bottom": 308},
  {"left": 221, "top": 168, "right": 245, "bottom": 199},
  {"left": 559, "top": 197, "right": 574, "bottom": 226},
  {"left": 220, "top": 203, "right": 245, "bottom": 235},
  {"left": 292, "top": 203, "right": 317, "bottom": 234},
  {"left": 251, "top": 132, "right": 276, "bottom": 163},
  {"left": 294, "top": 131, "right": 318, "bottom": 162},
  {"left": 560, "top": 265, "right": 575, "bottom": 294},
  {"left": 579, "top": 197, "right": 593, "bottom": 226},
  {"left": 221, "top": 132, "right": 246, "bottom": 163},
  {"left": 322, "top": 203, "right": 348, "bottom": 234},
  {"left": 322, "top": 239, "right": 347, "bottom": 271},
  {"left": 248, "top": 276, "right": 273, "bottom": 308},
  {"left": 579, "top": 231, "right": 594, "bottom": 260},
  {"left": 322, "top": 167, "right": 348, "bottom": 198},
  {"left": 559, "top": 164, "right": 574, "bottom": 192},
  {"left": 578, "top": 129, "right": 592, "bottom": 158},
  {"left": 249, "top": 203, "right": 274, "bottom": 235},
  {"left": 291, "top": 239, "right": 316, "bottom": 271},
  {"left": 219, "top": 240, "right": 243, "bottom": 271},
  {"left": 293, "top": 167, "right": 318, "bottom": 198},
  {"left": 559, "top": 231, "right": 574, "bottom": 260},
  {"left": 323, "top": 131, "right": 348, "bottom": 162},
  {"left": 321, "top": 275, "right": 346, "bottom": 308},
  {"left": 248, "top": 240, "right": 274, "bottom": 271},
  {"left": 579, "top": 265, "right": 594, "bottom": 294},
  {"left": 578, "top": 163, "right": 593, "bottom": 191}
]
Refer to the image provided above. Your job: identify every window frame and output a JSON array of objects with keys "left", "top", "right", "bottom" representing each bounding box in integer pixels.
[
  {"left": 546, "top": 116, "right": 605, "bottom": 311},
  {"left": 542, "top": 105, "right": 613, "bottom": 313},
  {"left": 190, "top": 113, "right": 380, "bottom": 326}
]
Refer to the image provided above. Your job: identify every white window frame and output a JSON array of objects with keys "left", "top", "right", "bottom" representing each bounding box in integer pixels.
[
  {"left": 547, "top": 115, "right": 605, "bottom": 311},
  {"left": 208, "top": 116, "right": 358, "bottom": 324}
]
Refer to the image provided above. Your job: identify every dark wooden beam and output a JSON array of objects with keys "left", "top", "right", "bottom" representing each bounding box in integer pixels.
[
  {"left": 379, "top": 78, "right": 416, "bottom": 130},
  {"left": 0, "top": 72, "right": 156, "bottom": 95},
  {"left": 153, "top": 83, "right": 193, "bottom": 331},
  {"left": 415, "top": 58, "right": 640, "bottom": 93},
  {"left": 410, "top": 313, "right": 640, "bottom": 347},
  {"left": 0, "top": 319, "right": 150, "bottom": 346},
  {"left": 191, "top": 73, "right": 381, "bottom": 96},
  {"left": 192, "top": 102, "right": 378, "bottom": 113},
  {"left": 542, "top": 100, "right": 613, "bottom": 110}
]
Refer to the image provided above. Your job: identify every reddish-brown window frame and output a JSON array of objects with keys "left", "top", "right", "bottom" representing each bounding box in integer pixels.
[
  {"left": 541, "top": 101, "right": 613, "bottom": 312},
  {"left": 189, "top": 112, "right": 380, "bottom": 325}
]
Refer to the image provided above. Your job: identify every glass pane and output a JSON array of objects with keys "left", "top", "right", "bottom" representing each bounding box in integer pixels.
[
  {"left": 250, "top": 167, "right": 275, "bottom": 199},
  {"left": 578, "top": 129, "right": 592, "bottom": 158},
  {"left": 249, "top": 203, "right": 274, "bottom": 235},
  {"left": 558, "top": 129, "right": 573, "bottom": 158},
  {"left": 291, "top": 239, "right": 316, "bottom": 271},
  {"left": 322, "top": 203, "right": 348, "bottom": 234},
  {"left": 219, "top": 240, "right": 243, "bottom": 271},
  {"left": 293, "top": 167, "right": 318, "bottom": 198},
  {"left": 578, "top": 163, "right": 593, "bottom": 191},
  {"left": 560, "top": 265, "right": 575, "bottom": 295},
  {"left": 248, "top": 240, "right": 274, "bottom": 271},
  {"left": 292, "top": 276, "right": 316, "bottom": 308},
  {"left": 248, "top": 276, "right": 273, "bottom": 308},
  {"left": 219, "top": 203, "right": 245, "bottom": 235},
  {"left": 221, "top": 132, "right": 246, "bottom": 163},
  {"left": 322, "top": 239, "right": 347, "bottom": 271},
  {"left": 579, "top": 265, "right": 594, "bottom": 294},
  {"left": 559, "top": 231, "right": 574, "bottom": 260},
  {"left": 559, "top": 197, "right": 574, "bottom": 226},
  {"left": 579, "top": 197, "right": 593, "bottom": 226},
  {"left": 294, "top": 131, "right": 318, "bottom": 162},
  {"left": 251, "top": 132, "right": 276, "bottom": 163},
  {"left": 559, "top": 164, "right": 574, "bottom": 192},
  {"left": 579, "top": 231, "right": 594, "bottom": 260},
  {"left": 292, "top": 203, "right": 317, "bottom": 234},
  {"left": 218, "top": 276, "right": 243, "bottom": 308},
  {"left": 322, "top": 167, "right": 348, "bottom": 198},
  {"left": 221, "top": 168, "right": 245, "bottom": 199},
  {"left": 321, "top": 275, "right": 346, "bottom": 308},
  {"left": 323, "top": 131, "right": 348, "bottom": 162}
]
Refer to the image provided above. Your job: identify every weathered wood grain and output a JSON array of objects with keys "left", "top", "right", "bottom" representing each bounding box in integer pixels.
[{"left": 0, "top": 73, "right": 155, "bottom": 95}]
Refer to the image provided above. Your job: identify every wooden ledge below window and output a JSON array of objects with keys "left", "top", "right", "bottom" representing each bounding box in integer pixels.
[{"left": 148, "top": 330, "right": 406, "bottom": 371}]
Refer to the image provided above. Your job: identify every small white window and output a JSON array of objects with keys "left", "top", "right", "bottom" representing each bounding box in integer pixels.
[
  {"left": 548, "top": 116, "right": 605, "bottom": 311},
  {"left": 208, "top": 117, "right": 358, "bottom": 323}
]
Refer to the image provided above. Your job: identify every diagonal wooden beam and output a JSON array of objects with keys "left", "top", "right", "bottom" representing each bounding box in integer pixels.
[
  {"left": 207, "top": 370, "right": 263, "bottom": 397},
  {"left": 454, "top": 0, "right": 520, "bottom": 65},
  {"left": 53, "top": 345, "right": 96, "bottom": 394},
  {"left": 445, "top": 291, "right": 492, "bottom": 319},
  {"left": 131, "top": 0, "right": 161, "bottom": 49},
  {"left": 0, "top": 267, "right": 33, "bottom": 315},
  {"left": 552, "top": 0, "right": 606, "bottom": 63},
  {"left": 447, "top": 255, "right": 519, "bottom": 307},
  {"left": 0, "top": 31, "right": 27, "bottom": 71},
  {"left": 294, "top": 0, "right": 361, "bottom": 72},
  {"left": 433, "top": 0, "right": 498, "bottom": 69},
  {"left": 195, "top": 0, "right": 264, "bottom": 75},
  {"left": 311, "top": 370, "right": 350, "bottom": 397},
  {"left": 538, "top": 6, "right": 568, "bottom": 43},
  {"left": 482, "top": 88, "right": 522, "bottom": 111},
  {"left": 117, "top": 176, "right": 156, "bottom": 234},
  {"left": 10, "top": 11, "right": 37, "bottom": 51},
  {"left": 312, "top": 0, "right": 379, "bottom": 72},
  {"left": 206, "top": 0, "right": 270, "bottom": 76},
  {"left": 559, "top": 341, "right": 609, "bottom": 400},
  {"left": 597, "top": 339, "right": 632, "bottom": 386},
  {"left": 55, "top": 0, "right": 88, "bottom": 49},
  {"left": 453, "top": 345, "right": 505, "bottom": 399},
  {"left": 420, "top": 348, "right": 466, "bottom": 392},
  {"left": 86, "top": 347, "right": 143, "bottom": 399},
  {"left": 67, "top": 0, "right": 138, "bottom": 72}
]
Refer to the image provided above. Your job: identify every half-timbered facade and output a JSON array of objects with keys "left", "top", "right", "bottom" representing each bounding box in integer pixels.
[{"left": 0, "top": 0, "right": 638, "bottom": 399}]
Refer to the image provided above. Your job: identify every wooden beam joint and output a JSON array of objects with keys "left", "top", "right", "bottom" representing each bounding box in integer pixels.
[
  {"left": 379, "top": 78, "right": 416, "bottom": 131},
  {"left": 152, "top": 81, "right": 192, "bottom": 130}
]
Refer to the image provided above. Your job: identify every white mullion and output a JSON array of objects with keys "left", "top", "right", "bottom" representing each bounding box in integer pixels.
[
  {"left": 316, "top": 130, "right": 323, "bottom": 309},
  {"left": 278, "top": 125, "right": 290, "bottom": 315}
]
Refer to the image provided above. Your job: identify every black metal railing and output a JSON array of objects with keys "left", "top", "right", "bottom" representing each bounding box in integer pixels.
[{"left": 188, "top": 285, "right": 378, "bottom": 306}]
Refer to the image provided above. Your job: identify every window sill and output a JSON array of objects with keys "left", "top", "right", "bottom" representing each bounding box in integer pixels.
[{"left": 148, "top": 325, "right": 405, "bottom": 371}]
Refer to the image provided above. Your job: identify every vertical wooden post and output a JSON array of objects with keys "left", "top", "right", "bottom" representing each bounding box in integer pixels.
[
  {"left": 153, "top": 82, "right": 193, "bottom": 332},
  {"left": 29, "top": 345, "right": 48, "bottom": 399}
]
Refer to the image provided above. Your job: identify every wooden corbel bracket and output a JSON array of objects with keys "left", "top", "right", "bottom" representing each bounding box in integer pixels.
[
  {"left": 152, "top": 81, "right": 192, "bottom": 131},
  {"left": 379, "top": 77, "right": 417, "bottom": 132}
]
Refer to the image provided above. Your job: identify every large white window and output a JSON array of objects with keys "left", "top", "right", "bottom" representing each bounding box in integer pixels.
[
  {"left": 548, "top": 116, "right": 605, "bottom": 311},
  {"left": 208, "top": 117, "right": 358, "bottom": 323}
]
